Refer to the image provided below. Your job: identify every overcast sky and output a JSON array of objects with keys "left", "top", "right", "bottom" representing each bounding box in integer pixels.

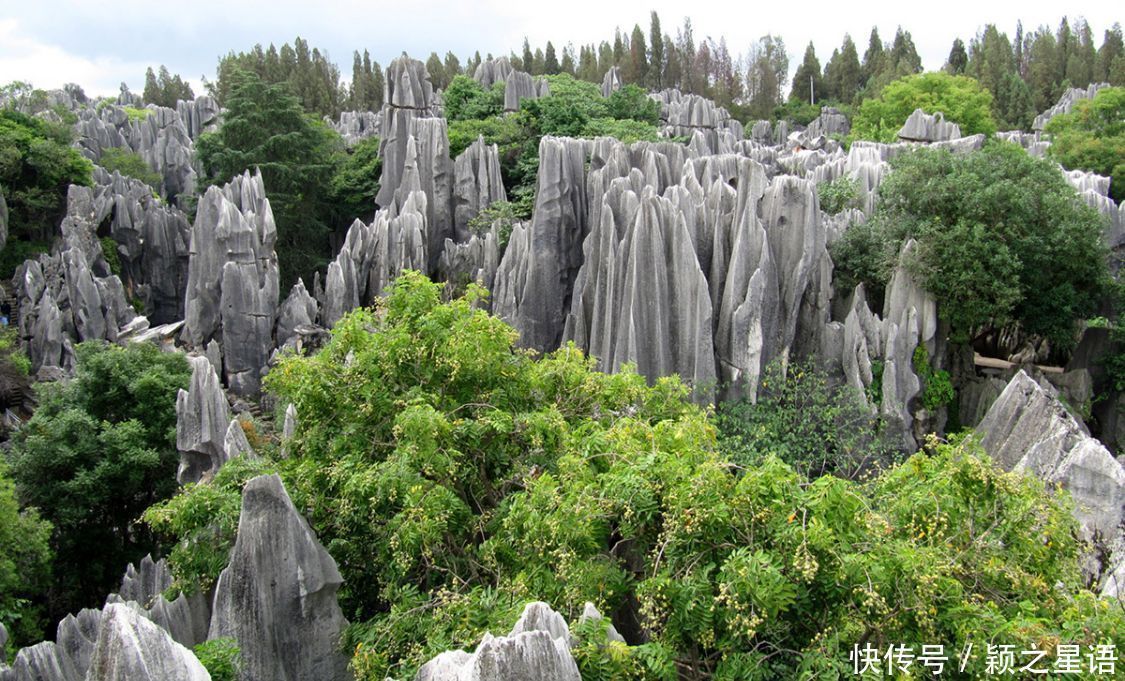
[{"left": 0, "top": 0, "right": 1120, "bottom": 98}]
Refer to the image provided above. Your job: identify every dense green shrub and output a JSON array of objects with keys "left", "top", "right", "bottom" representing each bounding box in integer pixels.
[
  {"left": 328, "top": 135, "right": 382, "bottom": 223},
  {"left": 832, "top": 140, "right": 1109, "bottom": 350},
  {"left": 716, "top": 360, "right": 901, "bottom": 480},
  {"left": 1045, "top": 86, "right": 1125, "bottom": 202},
  {"left": 126, "top": 273, "right": 1122, "bottom": 680},
  {"left": 817, "top": 175, "right": 860, "bottom": 214},
  {"left": 442, "top": 76, "right": 505, "bottom": 122},
  {"left": 97, "top": 147, "right": 162, "bottom": 190},
  {"left": 193, "top": 637, "right": 241, "bottom": 681},
  {"left": 850, "top": 72, "right": 996, "bottom": 143},
  {"left": 0, "top": 462, "right": 52, "bottom": 648},
  {"left": 6, "top": 342, "right": 190, "bottom": 624},
  {"left": 0, "top": 108, "right": 93, "bottom": 244},
  {"left": 142, "top": 455, "right": 274, "bottom": 595}
]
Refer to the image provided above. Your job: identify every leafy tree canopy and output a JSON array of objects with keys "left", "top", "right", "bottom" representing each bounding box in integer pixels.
[
  {"left": 832, "top": 141, "right": 1109, "bottom": 350},
  {"left": 6, "top": 342, "right": 190, "bottom": 626},
  {"left": 147, "top": 273, "right": 1123, "bottom": 680},
  {"left": 850, "top": 71, "right": 997, "bottom": 143},
  {"left": 197, "top": 68, "right": 344, "bottom": 286},
  {"left": 1045, "top": 86, "right": 1125, "bottom": 202}
]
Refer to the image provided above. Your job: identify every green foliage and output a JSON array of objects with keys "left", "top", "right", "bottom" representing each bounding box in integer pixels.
[
  {"left": 141, "top": 66, "right": 194, "bottom": 108},
  {"left": 328, "top": 135, "right": 382, "bottom": 222},
  {"left": 832, "top": 141, "right": 1109, "bottom": 350},
  {"left": 197, "top": 68, "right": 344, "bottom": 286},
  {"left": 605, "top": 84, "right": 660, "bottom": 124},
  {"left": 0, "top": 239, "right": 48, "bottom": 288},
  {"left": 442, "top": 76, "right": 505, "bottom": 122},
  {"left": 97, "top": 147, "right": 161, "bottom": 190},
  {"left": 121, "top": 106, "right": 151, "bottom": 123},
  {"left": 248, "top": 272, "right": 1123, "bottom": 678},
  {"left": 580, "top": 117, "right": 662, "bottom": 143},
  {"left": 193, "top": 637, "right": 241, "bottom": 681},
  {"left": 773, "top": 98, "right": 822, "bottom": 126},
  {"left": 817, "top": 175, "right": 860, "bottom": 214},
  {"left": 850, "top": 72, "right": 997, "bottom": 143},
  {"left": 0, "top": 108, "right": 93, "bottom": 245},
  {"left": 0, "top": 462, "right": 52, "bottom": 648},
  {"left": 716, "top": 360, "right": 901, "bottom": 480},
  {"left": 466, "top": 200, "right": 521, "bottom": 251},
  {"left": 142, "top": 455, "right": 274, "bottom": 595},
  {"left": 912, "top": 345, "right": 955, "bottom": 411},
  {"left": 6, "top": 342, "right": 190, "bottom": 623},
  {"left": 1046, "top": 86, "right": 1125, "bottom": 202},
  {"left": 0, "top": 328, "right": 31, "bottom": 378},
  {"left": 211, "top": 37, "right": 343, "bottom": 118},
  {"left": 99, "top": 237, "right": 122, "bottom": 276}
]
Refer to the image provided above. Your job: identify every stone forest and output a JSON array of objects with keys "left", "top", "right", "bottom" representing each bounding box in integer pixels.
[{"left": 0, "top": 9, "right": 1124, "bottom": 680}]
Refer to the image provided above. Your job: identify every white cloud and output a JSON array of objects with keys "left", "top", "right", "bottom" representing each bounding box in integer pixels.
[{"left": 0, "top": 19, "right": 152, "bottom": 96}]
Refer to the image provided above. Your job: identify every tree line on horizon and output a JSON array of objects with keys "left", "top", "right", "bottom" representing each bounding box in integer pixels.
[{"left": 154, "top": 13, "right": 1123, "bottom": 129}]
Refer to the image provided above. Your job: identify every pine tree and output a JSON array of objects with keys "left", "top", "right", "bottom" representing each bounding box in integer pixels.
[
  {"left": 746, "top": 34, "right": 788, "bottom": 119},
  {"left": 532, "top": 48, "right": 545, "bottom": 75},
  {"left": 833, "top": 35, "right": 862, "bottom": 104},
  {"left": 1027, "top": 28, "right": 1062, "bottom": 110},
  {"left": 663, "top": 33, "right": 681, "bottom": 90},
  {"left": 613, "top": 29, "right": 626, "bottom": 68},
  {"left": 426, "top": 52, "right": 446, "bottom": 90},
  {"left": 560, "top": 45, "right": 576, "bottom": 75},
  {"left": 790, "top": 42, "right": 823, "bottom": 104},
  {"left": 350, "top": 52, "right": 366, "bottom": 110},
  {"left": 370, "top": 59, "right": 385, "bottom": 109},
  {"left": 522, "top": 39, "right": 534, "bottom": 73},
  {"left": 444, "top": 52, "right": 462, "bottom": 82},
  {"left": 628, "top": 24, "right": 648, "bottom": 85},
  {"left": 544, "top": 42, "right": 560, "bottom": 75},
  {"left": 649, "top": 11, "right": 665, "bottom": 89},
  {"left": 142, "top": 67, "right": 159, "bottom": 105},
  {"left": 861, "top": 28, "right": 885, "bottom": 91},
  {"left": 1098, "top": 24, "right": 1125, "bottom": 83},
  {"left": 946, "top": 39, "right": 969, "bottom": 74}
]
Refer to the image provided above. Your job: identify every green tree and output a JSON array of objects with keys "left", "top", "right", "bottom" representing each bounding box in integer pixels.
[
  {"left": 7, "top": 342, "right": 190, "bottom": 625},
  {"left": 1045, "top": 86, "right": 1125, "bottom": 201},
  {"left": 789, "top": 42, "right": 823, "bottom": 104},
  {"left": 544, "top": 42, "right": 560, "bottom": 76},
  {"left": 0, "top": 462, "right": 52, "bottom": 647},
  {"left": 98, "top": 147, "right": 162, "bottom": 190},
  {"left": 1097, "top": 24, "right": 1125, "bottom": 84},
  {"left": 833, "top": 141, "right": 1109, "bottom": 350},
  {"left": 196, "top": 68, "right": 343, "bottom": 286},
  {"left": 945, "top": 38, "right": 968, "bottom": 74},
  {"left": 627, "top": 25, "right": 648, "bottom": 85},
  {"left": 746, "top": 35, "right": 789, "bottom": 119},
  {"left": 823, "top": 35, "right": 862, "bottom": 104},
  {"left": 717, "top": 360, "right": 900, "bottom": 480},
  {"left": 329, "top": 136, "right": 382, "bottom": 222},
  {"left": 850, "top": 71, "right": 997, "bottom": 143},
  {"left": 648, "top": 12, "right": 665, "bottom": 89},
  {"left": 141, "top": 65, "right": 195, "bottom": 108},
  {"left": 0, "top": 108, "right": 93, "bottom": 249}
]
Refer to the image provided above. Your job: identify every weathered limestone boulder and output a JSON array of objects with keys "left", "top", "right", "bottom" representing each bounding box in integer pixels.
[
  {"left": 321, "top": 189, "right": 428, "bottom": 327},
  {"left": 74, "top": 103, "right": 198, "bottom": 206},
  {"left": 14, "top": 186, "right": 140, "bottom": 374},
  {"left": 0, "top": 186, "right": 8, "bottom": 253},
  {"left": 413, "top": 602, "right": 581, "bottom": 681},
  {"left": 176, "top": 95, "right": 221, "bottom": 140},
  {"left": 6, "top": 642, "right": 80, "bottom": 681},
  {"left": 473, "top": 57, "right": 513, "bottom": 88},
  {"left": 117, "top": 555, "right": 171, "bottom": 608},
  {"left": 209, "top": 474, "right": 350, "bottom": 681},
  {"left": 376, "top": 55, "right": 436, "bottom": 209},
  {"left": 275, "top": 279, "right": 319, "bottom": 347},
  {"left": 93, "top": 168, "right": 191, "bottom": 323},
  {"left": 600, "top": 66, "right": 622, "bottom": 97},
  {"left": 175, "top": 356, "right": 233, "bottom": 484},
  {"left": 978, "top": 370, "right": 1125, "bottom": 590},
  {"left": 805, "top": 106, "right": 850, "bottom": 139},
  {"left": 453, "top": 137, "right": 507, "bottom": 241},
  {"left": 56, "top": 610, "right": 101, "bottom": 678},
  {"left": 327, "top": 111, "right": 379, "bottom": 147},
  {"left": 86, "top": 603, "right": 209, "bottom": 681},
  {"left": 563, "top": 185, "right": 716, "bottom": 400},
  {"left": 655, "top": 90, "right": 743, "bottom": 153},
  {"left": 493, "top": 137, "right": 589, "bottom": 351},
  {"left": 503, "top": 71, "right": 548, "bottom": 112},
  {"left": 1033, "top": 82, "right": 1109, "bottom": 131},
  {"left": 897, "top": 109, "right": 961, "bottom": 143},
  {"left": 182, "top": 170, "right": 279, "bottom": 395}
]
